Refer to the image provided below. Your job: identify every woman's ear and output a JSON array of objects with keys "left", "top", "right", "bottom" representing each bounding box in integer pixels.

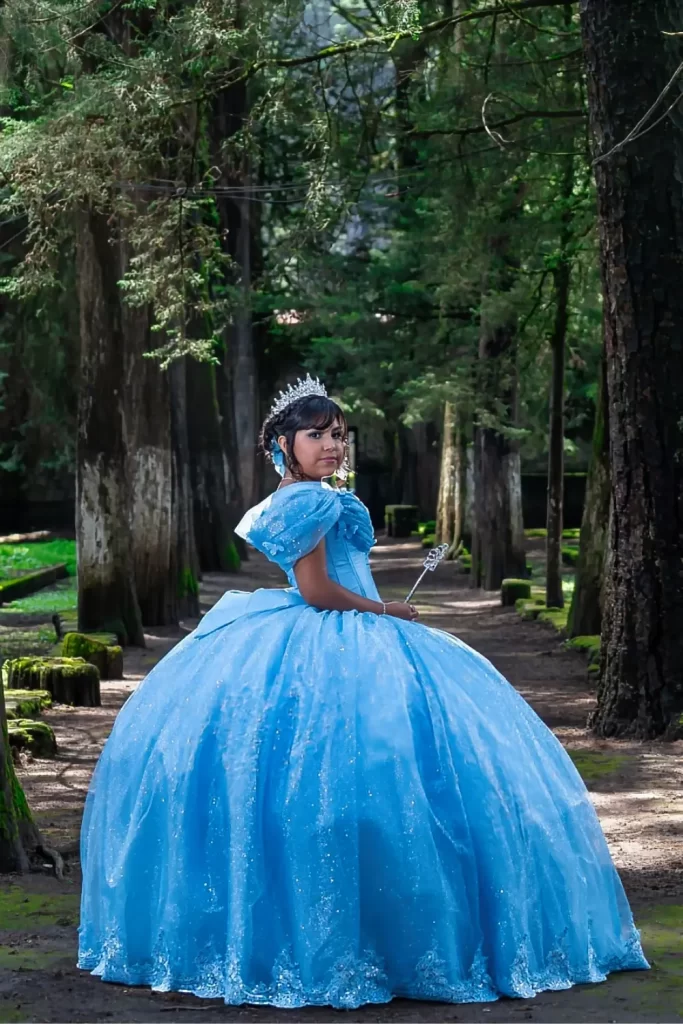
[{"left": 277, "top": 435, "right": 288, "bottom": 455}]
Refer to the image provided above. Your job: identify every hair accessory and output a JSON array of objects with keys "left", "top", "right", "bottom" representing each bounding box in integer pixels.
[
  {"left": 269, "top": 439, "right": 287, "bottom": 477},
  {"left": 267, "top": 374, "right": 327, "bottom": 421}
]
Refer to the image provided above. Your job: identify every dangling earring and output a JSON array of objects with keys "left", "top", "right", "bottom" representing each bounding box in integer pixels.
[{"left": 270, "top": 439, "right": 286, "bottom": 478}]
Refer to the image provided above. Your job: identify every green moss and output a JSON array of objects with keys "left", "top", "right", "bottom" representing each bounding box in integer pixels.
[
  {"left": 223, "top": 540, "right": 241, "bottom": 573},
  {"left": 564, "top": 635, "right": 601, "bottom": 663},
  {"left": 501, "top": 579, "right": 531, "bottom": 607},
  {"left": 179, "top": 568, "right": 199, "bottom": 599},
  {"left": 385, "top": 505, "right": 419, "bottom": 538},
  {"left": 4, "top": 656, "right": 100, "bottom": 706},
  {"left": 567, "top": 749, "right": 628, "bottom": 781},
  {"left": 524, "top": 528, "right": 547, "bottom": 539},
  {"left": 561, "top": 545, "right": 579, "bottom": 566},
  {"left": 1, "top": 577, "right": 77, "bottom": 616},
  {"left": 515, "top": 597, "right": 546, "bottom": 619},
  {"left": 537, "top": 606, "right": 569, "bottom": 631},
  {"left": 421, "top": 533, "right": 436, "bottom": 549},
  {"left": 0, "top": 719, "right": 34, "bottom": 841},
  {"left": 62, "top": 632, "right": 106, "bottom": 659},
  {"left": 62, "top": 632, "right": 121, "bottom": 679},
  {"left": 0, "top": 539, "right": 76, "bottom": 577},
  {"left": 0, "top": 945, "right": 70, "bottom": 970},
  {"left": 4, "top": 690, "right": 52, "bottom": 720},
  {"left": 0, "top": 886, "right": 79, "bottom": 930},
  {"left": 8, "top": 719, "right": 57, "bottom": 757}
]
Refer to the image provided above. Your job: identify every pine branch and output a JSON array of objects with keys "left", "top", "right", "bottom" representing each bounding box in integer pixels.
[
  {"left": 412, "top": 107, "right": 585, "bottom": 138},
  {"left": 249, "top": 0, "right": 577, "bottom": 76}
]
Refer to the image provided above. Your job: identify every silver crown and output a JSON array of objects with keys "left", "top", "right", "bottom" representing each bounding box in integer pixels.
[{"left": 267, "top": 374, "right": 327, "bottom": 420}]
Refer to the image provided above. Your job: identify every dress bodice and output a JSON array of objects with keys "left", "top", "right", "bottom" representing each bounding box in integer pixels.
[{"left": 235, "top": 482, "right": 380, "bottom": 602}]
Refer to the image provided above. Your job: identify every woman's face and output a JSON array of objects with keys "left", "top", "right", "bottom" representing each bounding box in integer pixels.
[{"left": 279, "top": 418, "right": 345, "bottom": 480}]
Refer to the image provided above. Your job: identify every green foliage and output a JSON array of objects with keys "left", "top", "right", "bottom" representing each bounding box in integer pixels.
[
  {"left": 0, "top": 578, "right": 77, "bottom": 615},
  {"left": 0, "top": 540, "right": 76, "bottom": 578}
]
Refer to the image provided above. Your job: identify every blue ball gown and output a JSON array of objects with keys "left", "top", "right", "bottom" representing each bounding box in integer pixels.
[{"left": 78, "top": 481, "right": 648, "bottom": 1008}]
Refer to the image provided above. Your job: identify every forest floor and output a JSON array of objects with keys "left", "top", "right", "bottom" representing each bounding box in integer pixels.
[{"left": 2, "top": 536, "right": 683, "bottom": 1024}]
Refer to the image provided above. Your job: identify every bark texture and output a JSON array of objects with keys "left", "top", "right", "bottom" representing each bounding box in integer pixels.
[
  {"left": 211, "top": 33, "right": 260, "bottom": 508},
  {"left": 436, "top": 402, "right": 456, "bottom": 545},
  {"left": 76, "top": 210, "right": 144, "bottom": 647},
  {"left": 545, "top": 145, "right": 574, "bottom": 609},
  {"left": 472, "top": 323, "right": 526, "bottom": 591},
  {"left": 567, "top": 358, "right": 610, "bottom": 638},
  {"left": 186, "top": 358, "right": 238, "bottom": 572},
  {"left": 124, "top": 300, "right": 177, "bottom": 627},
  {"left": 169, "top": 359, "right": 201, "bottom": 619},
  {"left": 0, "top": 685, "right": 50, "bottom": 873},
  {"left": 581, "top": 0, "right": 683, "bottom": 737}
]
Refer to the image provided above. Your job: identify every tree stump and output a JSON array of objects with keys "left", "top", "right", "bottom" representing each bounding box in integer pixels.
[
  {"left": 501, "top": 579, "right": 531, "bottom": 607},
  {"left": 8, "top": 719, "right": 57, "bottom": 758},
  {"left": 4, "top": 689, "right": 52, "bottom": 721},
  {"left": 4, "top": 657, "right": 100, "bottom": 707},
  {"left": 61, "top": 633, "right": 123, "bottom": 680}
]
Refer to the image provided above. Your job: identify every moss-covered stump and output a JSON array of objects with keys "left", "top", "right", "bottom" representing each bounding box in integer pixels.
[
  {"left": 0, "top": 564, "right": 68, "bottom": 606},
  {"left": 385, "top": 504, "right": 420, "bottom": 538},
  {"left": 61, "top": 632, "right": 123, "bottom": 680},
  {"left": 501, "top": 579, "right": 532, "bottom": 607},
  {"left": 4, "top": 689, "right": 52, "bottom": 721},
  {"left": 564, "top": 634, "right": 601, "bottom": 665},
  {"left": 515, "top": 597, "right": 546, "bottom": 620},
  {"left": 52, "top": 613, "right": 128, "bottom": 646},
  {"left": 537, "top": 606, "right": 569, "bottom": 632},
  {"left": 8, "top": 719, "right": 57, "bottom": 757},
  {"left": 4, "top": 657, "right": 100, "bottom": 707}
]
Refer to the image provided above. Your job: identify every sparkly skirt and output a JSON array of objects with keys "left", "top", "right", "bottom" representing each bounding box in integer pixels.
[{"left": 78, "top": 590, "right": 648, "bottom": 1008}]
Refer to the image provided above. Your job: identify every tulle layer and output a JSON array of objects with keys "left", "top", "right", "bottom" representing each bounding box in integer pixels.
[{"left": 78, "top": 605, "right": 647, "bottom": 1008}]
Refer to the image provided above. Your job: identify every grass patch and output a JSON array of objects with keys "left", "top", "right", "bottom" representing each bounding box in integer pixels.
[
  {"left": 0, "top": 540, "right": 76, "bottom": 579},
  {"left": 567, "top": 749, "right": 628, "bottom": 781},
  {"left": 0, "top": 886, "right": 79, "bottom": 931},
  {"left": 1, "top": 577, "right": 77, "bottom": 615}
]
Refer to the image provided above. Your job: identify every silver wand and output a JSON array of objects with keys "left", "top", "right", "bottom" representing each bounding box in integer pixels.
[{"left": 405, "top": 543, "right": 449, "bottom": 603}]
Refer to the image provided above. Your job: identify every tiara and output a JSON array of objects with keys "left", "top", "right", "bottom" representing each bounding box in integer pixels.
[{"left": 267, "top": 374, "right": 327, "bottom": 421}]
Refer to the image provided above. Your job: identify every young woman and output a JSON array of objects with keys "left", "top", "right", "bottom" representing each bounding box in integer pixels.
[{"left": 78, "top": 377, "right": 647, "bottom": 1009}]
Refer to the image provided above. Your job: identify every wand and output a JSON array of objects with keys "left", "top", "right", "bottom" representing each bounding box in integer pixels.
[{"left": 405, "top": 543, "right": 449, "bottom": 603}]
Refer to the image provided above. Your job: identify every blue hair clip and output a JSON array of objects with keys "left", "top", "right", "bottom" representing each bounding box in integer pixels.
[{"left": 270, "top": 440, "right": 286, "bottom": 477}]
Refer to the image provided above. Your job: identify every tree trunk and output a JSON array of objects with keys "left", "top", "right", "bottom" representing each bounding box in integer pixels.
[
  {"left": 546, "top": 12, "right": 575, "bottom": 611},
  {"left": 472, "top": 323, "right": 526, "bottom": 591},
  {"left": 581, "top": 0, "right": 683, "bottom": 738},
  {"left": 169, "top": 359, "right": 200, "bottom": 619},
  {"left": 210, "top": 23, "right": 260, "bottom": 509},
  {"left": 76, "top": 210, "right": 144, "bottom": 647},
  {"left": 437, "top": 402, "right": 468, "bottom": 557},
  {"left": 0, "top": 684, "right": 51, "bottom": 872},
  {"left": 186, "top": 358, "right": 238, "bottom": 572},
  {"left": 567, "top": 357, "right": 609, "bottom": 638},
  {"left": 545, "top": 191, "right": 573, "bottom": 607},
  {"left": 436, "top": 402, "right": 456, "bottom": 545},
  {"left": 124, "top": 301, "right": 177, "bottom": 627}
]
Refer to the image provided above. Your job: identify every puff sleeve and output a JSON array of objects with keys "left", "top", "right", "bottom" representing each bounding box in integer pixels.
[{"left": 235, "top": 485, "right": 343, "bottom": 573}]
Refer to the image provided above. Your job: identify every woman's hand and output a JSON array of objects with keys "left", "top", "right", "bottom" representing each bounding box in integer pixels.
[{"left": 384, "top": 601, "right": 419, "bottom": 622}]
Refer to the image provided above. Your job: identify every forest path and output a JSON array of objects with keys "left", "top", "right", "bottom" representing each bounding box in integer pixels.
[{"left": 2, "top": 536, "right": 682, "bottom": 1023}]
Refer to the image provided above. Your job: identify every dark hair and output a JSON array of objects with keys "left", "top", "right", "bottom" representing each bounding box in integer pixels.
[{"left": 260, "top": 395, "right": 348, "bottom": 479}]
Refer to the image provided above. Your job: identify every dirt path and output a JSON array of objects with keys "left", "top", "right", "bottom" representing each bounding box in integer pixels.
[{"left": 2, "top": 538, "right": 682, "bottom": 1024}]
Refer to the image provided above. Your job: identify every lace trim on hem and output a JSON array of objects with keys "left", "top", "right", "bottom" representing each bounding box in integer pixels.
[{"left": 77, "top": 931, "right": 649, "bottom": 1010}]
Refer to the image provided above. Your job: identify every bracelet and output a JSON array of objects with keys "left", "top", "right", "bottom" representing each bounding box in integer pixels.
[{"left": 380, "top": 601, "right": 386, "bottom": 615}]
